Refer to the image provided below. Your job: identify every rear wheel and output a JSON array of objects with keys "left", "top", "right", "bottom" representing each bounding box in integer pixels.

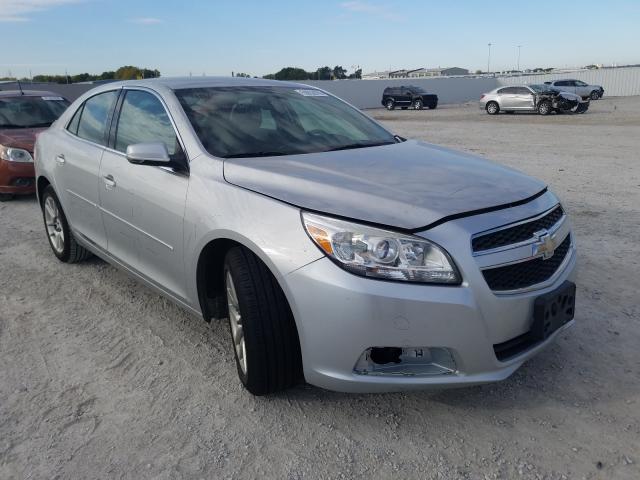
[
  {"left": 413, "top": 99, "right": 423, "bottom": 110},
  {"left": 224, "top": 246, "right": 302, "bottom": 395},
  {"left": 537, "top": 100, "right": 552, "bottom": 115},
  {"left": 385, "top": 99, "right": 395, "bottom": 110},
  {"left": 0, "top": 193, "right": 14, "bottom": 202},
  {"left": 41, "top": 186, "right": 92, "bottom": 263},
  {"left": 486, "top": 101, "right": 499, "bottom": 115}
]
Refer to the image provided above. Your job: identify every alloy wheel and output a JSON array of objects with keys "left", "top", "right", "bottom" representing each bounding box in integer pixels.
[
  {"left": 44, "top": 196, "right": 65, "bottom": 254},
  {"left": 226, "top": 270, "right": 248, "bottom": 375}
]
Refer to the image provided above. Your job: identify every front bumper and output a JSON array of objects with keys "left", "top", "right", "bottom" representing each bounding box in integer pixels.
[
  {"left": 284, "top": 191, "right": 577, "bottom": 393},
  {"left": 0, "top": 159, "right": 36, "bottom": 195}
]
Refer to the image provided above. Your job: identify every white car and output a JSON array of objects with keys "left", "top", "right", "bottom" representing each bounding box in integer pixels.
[{"left": 544, "top": 79, "right": 604, "bottom": 100}]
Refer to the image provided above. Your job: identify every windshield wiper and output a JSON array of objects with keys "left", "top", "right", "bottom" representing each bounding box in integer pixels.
[
  {"left": 325, "top": 141, "right": 396, "bottom": 152},
  {"left": 224, "top": 151, "right": 292, "bottom": 158}
]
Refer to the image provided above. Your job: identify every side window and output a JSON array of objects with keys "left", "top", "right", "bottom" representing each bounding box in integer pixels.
[
  {"left": 77, "top": 91, "right": 118, "bottom": 145},
  {"left": 67, "top": 105, "right": 83, "bottom": 135},
  {"left": 498, "top": 87, "right": 517, "bottom": 94},
  {"left": 114, "top": 90, "right": 181, "bottom": 157},
  {"left": 555, "top": 81, "right": 569, "bottom": 87},
  {"left": 515, "top": 87, "right": 532, "bottom": 95}
]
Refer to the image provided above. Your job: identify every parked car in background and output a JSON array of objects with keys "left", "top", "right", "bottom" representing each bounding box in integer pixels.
[
  {"left": 382, "top": 86, "right": 438, "bottom": 110},
  {"left": 0, "top": 89, "right": 69, "bottom": 201},
  {"left": 35, "top": 78, "right": 576, "bottom": 395},
  {"left": 544, "top": 79, "right": 604, "bottom": 100},
  {"left": 480, "top": 84, "right": 589, "bottom": 115}
]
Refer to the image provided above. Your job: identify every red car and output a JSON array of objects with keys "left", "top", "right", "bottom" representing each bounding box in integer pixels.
[{"left": 0, "top": 89, "right": 69, "bottom": 201}]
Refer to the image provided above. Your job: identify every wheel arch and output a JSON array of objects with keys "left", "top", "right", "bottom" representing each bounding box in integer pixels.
[
  {"left": 194, "top": 232, "right": 303, "bottom": 327},
  {"left": 36, "top": 175, "right": 51, "bottom": 205}
]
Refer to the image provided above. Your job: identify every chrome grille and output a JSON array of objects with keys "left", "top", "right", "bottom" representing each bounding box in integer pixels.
[{"left": 472, "top": 205, "right": 564, "bottom": 253}]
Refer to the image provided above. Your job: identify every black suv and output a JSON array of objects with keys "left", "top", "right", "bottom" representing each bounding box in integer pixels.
[{"left": 381, "top": 86, "right": 438, "bottom": 110}]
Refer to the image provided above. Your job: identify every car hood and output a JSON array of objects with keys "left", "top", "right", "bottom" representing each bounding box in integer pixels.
[
  {"left": 223, "top": 140, "right": 547, "bottom": 231},
  {"left": 0, "top": 127, "right": 46, "bottom": 152}
]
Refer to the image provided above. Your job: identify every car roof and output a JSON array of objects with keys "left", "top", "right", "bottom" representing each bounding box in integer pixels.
[
  {"left": 0, "top": 89, "right": 63, "bottom": 98},
  {"left": 92, "top": 76, "right": 313, "bottom": 91}
]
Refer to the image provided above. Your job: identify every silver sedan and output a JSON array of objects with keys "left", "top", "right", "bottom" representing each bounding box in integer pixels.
[
  {"left": 480, "top": 84, "right": 589, "bottom": 115},
  {"left": 34, "top": 78, "right": 576, "bottom": 394}
]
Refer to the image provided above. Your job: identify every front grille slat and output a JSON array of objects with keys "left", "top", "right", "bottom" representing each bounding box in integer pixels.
[
  {"left": 472, "top": 205, "right": 564, "bottom": 252},
  {"left": 482, "top": 235, "right": 571, "bottom": 291}
]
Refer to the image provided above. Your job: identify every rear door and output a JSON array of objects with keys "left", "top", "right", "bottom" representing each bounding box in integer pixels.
[
  {"left": 99, "top": 88, "right": 189, "bottom": 299},
  {"left": 553, "top": 80, "right": 575, "bottom": 94},
  {"left": 53, "top": 90, "right": 119, "bottom": 249},
  {"left": 497, "top": 87, "right": 519, "bottom": 108}
]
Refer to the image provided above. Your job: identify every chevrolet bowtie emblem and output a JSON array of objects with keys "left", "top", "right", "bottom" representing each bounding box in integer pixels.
[{"left": 532, "top": 229, "right": 557, "bottom": 260}]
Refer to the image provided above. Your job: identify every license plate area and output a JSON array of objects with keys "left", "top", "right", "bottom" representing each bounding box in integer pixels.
[{"left": 531, "top": 281, "right": 576, "bottom": 342}]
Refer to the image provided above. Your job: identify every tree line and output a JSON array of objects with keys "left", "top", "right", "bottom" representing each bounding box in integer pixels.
[
  {"left": 262, "top": 66, "right": 362, "bottom": 81},
  {"left": 1, "top": 66, "right": 160, "bottom": 84}
]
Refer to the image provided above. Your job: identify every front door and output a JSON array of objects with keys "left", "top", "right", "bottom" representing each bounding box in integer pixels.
[{"left": 99, "top": 89, "right": 189, "bottom": 300}]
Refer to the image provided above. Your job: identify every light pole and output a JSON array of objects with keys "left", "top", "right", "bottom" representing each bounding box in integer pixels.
[
  {"left": 487, "top": 43, "right": 492, "bottom": 74},
  {"left": 517, "top": 45, "right": 522, "bottom": 71}
]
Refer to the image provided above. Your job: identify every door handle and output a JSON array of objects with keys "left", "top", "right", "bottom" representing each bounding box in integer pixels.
[
  {"left": 103, "top": 174, "right": 116, "bottom": 189},
  {"left": 55, "top": 154, "right": 65, "bottom": 165}
]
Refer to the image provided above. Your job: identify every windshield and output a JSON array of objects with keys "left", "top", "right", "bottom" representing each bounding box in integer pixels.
[
  {"left": 175, "top": 86, "right": 397, "bottom": 158},
  {"left": 529, "top": 84, "right": 555, "bottom": 93},
  {"left": 0, "top": 95, "right": 69, "bottom": 128}
]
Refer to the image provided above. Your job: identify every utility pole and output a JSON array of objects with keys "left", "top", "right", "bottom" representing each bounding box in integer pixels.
[
  {"left": 517, "top": 45, "right": 522, "bottom": 71},
  {"left": 487, "top": 43, "right": 492, "bottom": 74}
]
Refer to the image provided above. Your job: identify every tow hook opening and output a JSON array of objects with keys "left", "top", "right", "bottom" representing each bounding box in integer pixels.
[{"left": 369, "top": 347, "right": 402, "bottom": 365}]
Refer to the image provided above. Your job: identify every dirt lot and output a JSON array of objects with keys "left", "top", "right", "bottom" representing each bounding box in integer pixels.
[{"left": 1, "top": 97, "right": 639, "bottom": 479}]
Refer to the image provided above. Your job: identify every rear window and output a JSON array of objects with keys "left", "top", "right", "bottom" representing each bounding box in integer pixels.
[{"left": 0, "top": 96, "right": 69, "bottom": 129}]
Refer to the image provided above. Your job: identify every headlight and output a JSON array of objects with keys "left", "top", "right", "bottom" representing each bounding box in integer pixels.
[
  {"left": 302, "top": 212, "right": 461, "bottom": 284},
  {"left": 0, "top": 145, "right": 34, "bottom": 163}
]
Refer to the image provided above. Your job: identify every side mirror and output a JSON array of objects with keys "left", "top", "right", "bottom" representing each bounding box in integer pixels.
[{"left": 126, "top": 142, "right": 171, "bottom": 166}]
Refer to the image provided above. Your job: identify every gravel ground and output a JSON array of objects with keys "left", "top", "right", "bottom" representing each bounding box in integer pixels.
[{"left": 1, "top": 96, "right": 639, "bottom": 480}]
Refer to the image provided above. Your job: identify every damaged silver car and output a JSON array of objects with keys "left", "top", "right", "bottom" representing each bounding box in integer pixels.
[{"left": 480, "top": 84, "right": 589, "bottom": 115}]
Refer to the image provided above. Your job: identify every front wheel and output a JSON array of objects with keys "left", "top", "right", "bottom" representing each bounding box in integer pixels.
[
  {"left": 224, "top": 246, "right": 302, "bottom": 395},
  {"left": 413, "top": 99, "right": 423, "bottom": 110},
  {"left": 537, "top": 100, "right": 552, "bottom": 115},
  {"left": 590, "top": 90, "right": 601, "bottom": 100},
  {"left": 385, "top": 99, "right": 395, "bottom": 110},
  {"left": 41, "top": 186, "right": 91, "bottom": 263}
]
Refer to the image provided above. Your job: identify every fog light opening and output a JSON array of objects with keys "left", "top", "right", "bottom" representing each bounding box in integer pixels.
[{"left": 354, "top": 347, "right": 457, "bottom": 377}]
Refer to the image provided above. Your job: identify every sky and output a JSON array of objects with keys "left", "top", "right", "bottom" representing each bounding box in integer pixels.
[{"left": 2, "top": 0, "right": 640, "bottom": 78}]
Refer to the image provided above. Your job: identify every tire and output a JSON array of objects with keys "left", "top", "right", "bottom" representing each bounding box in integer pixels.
[
  {"left": 41, "top": 185, "right": 92, "bottom": 263},
  {"left": 537, "top": 100, "right": 552, "bottom": 115},
  {"left": 385, "top": 99, "right": 395, "bottom": 110},
  {"left": 590, "top": 90, "right": 600, "bottom": 100},
  {"left": 427, "top": 103, "right": 437, "bottom": 110},
  {"left": 413, "top": 99, "right": 423, "bottom": 110},
  {"left": 224, "top": 246, "right": 302, "bottom": 395},
  {"left": 0, "top": 193, "right": 15, "bottom": 202},
  {"left": 486, "top": 101, "right": 499, "bottom": 115}
]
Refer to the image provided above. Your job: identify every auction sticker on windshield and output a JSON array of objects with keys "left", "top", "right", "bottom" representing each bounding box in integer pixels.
[
  {"left": 294, "top": 89, "right": 328, "bottom": 97},
  {"left": 42, "top": 96, "right": 65, "bottom": 101}
]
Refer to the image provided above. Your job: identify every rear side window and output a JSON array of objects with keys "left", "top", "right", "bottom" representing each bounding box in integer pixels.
[
  {"left": 76, "top": 91, "right": 118, "bottom": 145},
  {"left": 514, "top": 87, "right": 531, "bottom": 95},
  {"left": 498, "top": 87, "right": 517, "bottom": 94},
  {"left": 114, "top": 90, "right": 181, "bottom": 157},
  {"left": 555, "top": 81, "right": 570, "bottom": 87}
]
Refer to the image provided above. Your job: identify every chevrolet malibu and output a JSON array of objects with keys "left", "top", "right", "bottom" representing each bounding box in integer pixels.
[{"left": 34, "top": 78, "right": 577, "bottom": 395}]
